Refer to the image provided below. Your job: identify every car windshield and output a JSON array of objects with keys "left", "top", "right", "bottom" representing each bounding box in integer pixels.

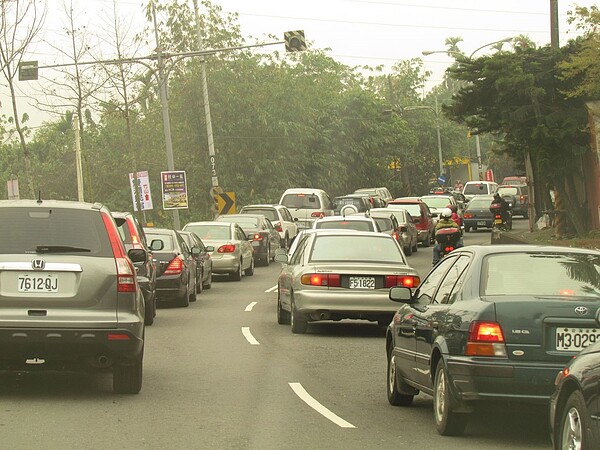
[
  {"left": 468, "top": 197, "right": 493, "bottom": 209},
  {"left": 183, "top": 224, "right": 231, "bottom": 240},
  {"left": 482, "top": 252, "right": 600, "bottom": 297},
  {"left": 314, "top": 220, "right": 374, "bottom": 231},
  {"left": 281, "top": 194, "right": 321, "bottom": 209},
  {"left": 242, "top": 208, "right": 277, "bottom": 221},
  {"left": 463, "top": 184, "right": 490, "bottom": 195},
  {"left": 310, "top": 235, "right": 403, "bottom": 264},
  {"left": 421, "top": 197, "right": 451, "bottom": 208}
]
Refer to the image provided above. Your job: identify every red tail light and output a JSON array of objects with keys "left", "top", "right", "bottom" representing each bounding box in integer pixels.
[
  {"left": 218, "top": 244, "right": 236, "bottom": 253},
  {"left": 274, "top": 222, "right": 283, "bottom": 232},
  {"left": 301, "top": 273, "right": 341, "bottom": 287},
  {"left": 464, "top": 213, "right": 473, "bottom": 219},
  {"left": 108, "top": 333, "right": 130, "bottom": 341},
  {"left": 385, "top": 275, "right": 420, "bottom": 288},
  {"left": 520, "top": 194, "right": 525, "bottom": 202},
  {"left": 164, "top": 256, "right": 183, "bottom": 275},
  {"left": 495, "top": 214, "right": 502, "bottom": 219},
  {"left": 444, "top": 246, "right": 455, "bottom": 252},
  {"left": 253, "top": 233, "right": 262, "bottom": 241},
  {"left": 311, "top": 212, "right": 325, "bottom": 218},
  {"left": 125, "top": 219, "right": 144, "bottom": 249},
  {"left": 465, "top": 321, "right": 507, "bottom": 356},
  {"left": 392, "top": 231, "right": 399, "bottom": 241},
  {"left": 102, "top": 212, "right": 136, "bottom": 292}
]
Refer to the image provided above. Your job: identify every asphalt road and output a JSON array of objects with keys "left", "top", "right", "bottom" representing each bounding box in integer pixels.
[{"left": 0, "top": 217, "right": 551, "bottom": 449}]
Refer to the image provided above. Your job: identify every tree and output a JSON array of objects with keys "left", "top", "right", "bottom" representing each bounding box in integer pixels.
[
  {"left": 446, "top": 43, "right": 590, "bottom": 235},
  {"left": 0, "top": 0, "right": 46, "bottom": 198}
]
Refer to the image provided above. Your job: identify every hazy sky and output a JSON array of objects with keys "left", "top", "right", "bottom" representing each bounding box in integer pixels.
[{"left": 12, "top": 0, "right": 598, "bottom": 128}]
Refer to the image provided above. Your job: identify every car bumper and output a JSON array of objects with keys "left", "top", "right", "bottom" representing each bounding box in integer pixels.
[
  {"left": 446, "top": 356, "right": 564, "bottom": 403},
  {"left": 293, "top": 289, "right": 398, "bottom": 321},
  {"left": 211, "top": 255, "right": 240, "bottom": 274},
  {"left": 416, "top": 229, "right": 429, "bottom": 240},
  {"left": 0, "top": 327, "right": 144, "bottom": 368},
  {"left": 155, "top": 274, "right": 187, "bottom": 300}
]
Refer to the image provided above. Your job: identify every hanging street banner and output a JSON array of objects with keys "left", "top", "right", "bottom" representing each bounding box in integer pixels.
[
  {"left": 128, "top": 171, "right": 154, "bottom": 211},
  {"left": 161, "top": 170, "right": 188, "bottom": 210}
]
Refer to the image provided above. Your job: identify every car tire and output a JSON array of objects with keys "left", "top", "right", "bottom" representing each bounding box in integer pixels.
[
  {"left": 433, "top": 363, "right": 469, "bottom": 436},
  {"left": 277, "top": 290, "right": 290, "bottom": 325},
  {"left": 387, "top": 348, "right": 414, "bottom": 406},
  {"left": 195, "top": 269, "right": 203, "bottom": 295},
  {"left": 421, "top": 234, "right": 430, "bottom": 247},
  {"left": 245, "top": 257, "right": 255, "bottom": 276},
  {"left": 290, "top": 298, "right": 307, "bottom": 334},
  {"left": 412, "top": 239, "right": 418, "bottom": 253},
  {"left": 261, "top": 246, "right": 270, "bottom": 267},
  {"left": 176, "top": 282, "right": 190, "bottom": 307},
  {"left": 464, "top": 226, "right": 471, "bottom": 233},
  {"left": 284, "top": 234, "right": 290, "bottom": 251},
  {"left": 144, "top": 294, "right": 154, "bottom": 326},
  {"left": 558, "top": 390, "right": 589, "bottom": 450},
  {"left": 203, "top": 271, "right": 212, "bottom": 290},
  {"left": 231, "top": 261, "right": 242, "bottom": 281},
  {"left": 113, "top": 352, "right": 143, "bottom": 394},
  {"left": 189, "top": 277, "right": 197, "bottom": 303}
]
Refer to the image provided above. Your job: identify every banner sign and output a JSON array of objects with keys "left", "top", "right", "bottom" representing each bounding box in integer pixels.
[
  {"left": 161, "top": 170, "right": 188, "bottom": 210},
  {"left": 128, "top": 171, "right": 153, "bottom": 211}
]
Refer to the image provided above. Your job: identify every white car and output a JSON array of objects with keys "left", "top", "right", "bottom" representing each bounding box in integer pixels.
[
  {"left": 312, "top": 214, "right": 380, "bottom": 232},
  {"left": 279, "top": 188, "right": 334, "bottom": 231},
  {"left": 239, "top": 204, "right": 298, "bottom": 250}
]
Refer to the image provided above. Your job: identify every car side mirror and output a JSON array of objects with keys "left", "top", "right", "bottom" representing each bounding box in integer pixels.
[
  {"left": 191, "top": 247, "right": 201, "bottom": 255},
  {"left": 399, "top": 226, "right": 407, "bottom": 233},
  {"left": 128, "top": 248, "right": 147, "bottom": 263},
  {"left": 150, "top": 239, "right": 164, "bottom": 251},
  {"left": 205, "top": 246, "right": 214, "bottom": 252},
  {"left": 274, "top": 248, "right": 288, "bottom": 264},
  {"left": 389, "top": 286, "right": 415, "bottom": 303}
]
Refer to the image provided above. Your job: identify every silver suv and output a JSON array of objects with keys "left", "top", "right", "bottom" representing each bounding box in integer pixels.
[{"left": 0, "top": 200, "right": 146, "bottom": 394}]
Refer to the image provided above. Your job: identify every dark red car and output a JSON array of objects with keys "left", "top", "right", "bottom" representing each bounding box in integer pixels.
[{"left": 386, "top": 198, "right": 435, "bottom": 246}]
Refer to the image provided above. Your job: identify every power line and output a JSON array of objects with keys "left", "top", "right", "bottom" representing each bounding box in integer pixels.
[{"left": 343, "top": 0, "right": 548, "bottom": 15}]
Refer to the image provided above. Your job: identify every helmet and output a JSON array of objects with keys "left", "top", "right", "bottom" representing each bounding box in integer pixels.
[
  {"left": 440, "top": 207, "right": 453, "bottom": 219},
  {"left": 446, "top": 204, "right": 458, "bottom": 213}
]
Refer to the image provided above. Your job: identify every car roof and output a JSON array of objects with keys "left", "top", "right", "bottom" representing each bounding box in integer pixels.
[
  {"left": 183, "top": 221, "right": 232, "bottom": 227},
  {"left": 0, "top": 199, "right": 106, "bottom": 211},
  {"left": 281, "top": 188, "right": 327, "bottom": 194},
  {"left": 316, "top": 215, "right": 373, "bottom": 221},
  {"left": 241, "top": 204, "right": 280, "bottom": 209},
  {"left": 389, "top": 197, "right": 422, "bottom": 203},
  {"left": 334, "top": 194, "right": 369, "bottom": 199},
  {"left": 143, "top": 227, "right": 177, "bottom": 234},
  {"left": 456, "top": 244, "right": 600, "bottom": 256}
]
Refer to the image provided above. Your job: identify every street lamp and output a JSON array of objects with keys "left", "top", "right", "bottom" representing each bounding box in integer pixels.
[
  {"left": 421, "top": 37, "right": 513, "bottom": 60},
  {"left": 401, "top": 97, "right": 444, "bottom": 177}
]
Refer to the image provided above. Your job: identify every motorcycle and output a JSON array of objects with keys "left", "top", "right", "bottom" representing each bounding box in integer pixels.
[
  {"left": 435, "top": 227, "right": 462, "bottom": 260},
  {"left": 490, "top": 199, "right": 513, "bottom": 231}
]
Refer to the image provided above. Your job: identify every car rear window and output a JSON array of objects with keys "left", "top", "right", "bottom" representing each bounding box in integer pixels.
[
  {"left": 281, "top": 194, "right": 321, "bottom": 209},
  {"left": 183, "top": 224, "right": 231, "bottom": 240},
  {"left": 145, "top": 233, "right": 175, "bottom": 251},
  {"left": 482, "top": 252, "right": 600, "bottom": 297},
  {"left": 389, "top": 204, "right": 420, "bottom": 217},
  {"left": 218, "top": 217, "right": 259, "bottom": 229},
  {"left": 241, "top": 208, "right": 277, "bottom": 221},
  {"left": 0, "top": 207, "right": 112, "bottom": 256},
  {"left": 310, "top": 235, "right": 404, "bottom": 264},
  {"left": 373, "top": 217, "right": 393, "bottom": 232},
  {"left": 497, "top": 187, "right": 518, "bottom": 196},
  {"left": 421, "top": 197, "right": 451, "bottom": 208},
  {"left": 333, "top": 198, "right": 364, "bottom": 211},
  {"left": 463, "top": 184, "right": 491, "bottom": 195},
  {"left": 315, "top": 220, "right": 374, "bottom": 231}
]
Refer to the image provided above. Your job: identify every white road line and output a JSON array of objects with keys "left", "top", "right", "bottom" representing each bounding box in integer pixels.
[
  {"left": 288, "top": 382, "right": 355, "bottom": 429},
  {"left": 265, "top": 285, "right": 278, "bottom": 293},
  {"left": 241, "top": 327, "right": 260, "bottom": 345},
  {"left": 245, "top": 301, "right": 258, "bottom": 312}
]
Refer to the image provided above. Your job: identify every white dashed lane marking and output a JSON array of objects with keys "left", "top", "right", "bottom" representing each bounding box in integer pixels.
[
  {"left": 245, "top": 302, "right": 257, "bottom": 312},
  {"left": 288, "top": 382, "right": 355, "bottom": 428},
  {"left": 265, "top": 285, "right": 277, "bottom": 293},
  {"left": 241, "top": 327, "right": 260, "bottom": 345}
]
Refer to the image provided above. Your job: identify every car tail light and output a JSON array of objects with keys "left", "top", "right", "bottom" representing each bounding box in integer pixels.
[
  {"left": 444, "top": 245, "right": 455, "bottom": 252},
  {"left": 385, "top": 275, "right": 420, "bottom": 288},
  {"left": 164, "top": 256, "right": 183, "bottom": 275},
  {"left": 274, "top": 222, "right": 283, "bottom": 232},
  {"left": 494, "top": 214, "right": 502, "bottom": 219},
  {"left": 125, "top": 219, "right": 144, "bottom": 249},
  {"left": 102, "top": 212, "right": 137, "bottom": 292},
  {"left": 252, "top": 233, "right": 262, "bottom": 241},
  {"left": 311, "top": 212, "right": 325, "bottom": 218},
  {"left": 464, "top": 213, "right": 473, "bottom": 219},
  {"left": 555, "top": 367, "right": 570, "bottom": 386},
  {"left": 301, "top": 273, "right": 341, "bottom": 287},
  {"left": 465, "top": 321, "right": 507, "bottom": 357},
  {"left": 218, "top": 244, "right": 236, "bottom": 253},
  {"left": 108, "top": 333, "right": 131, "bottom": 341},
  {"left": 392, "top": 231, "right": 399, "bottom": 241}
]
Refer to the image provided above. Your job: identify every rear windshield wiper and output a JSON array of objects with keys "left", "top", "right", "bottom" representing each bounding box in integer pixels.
[{"left": 34, "top": 245, "right": 91, "bottom": 253}]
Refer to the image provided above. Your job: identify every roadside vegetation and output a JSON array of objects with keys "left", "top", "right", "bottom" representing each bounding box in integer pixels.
[{"left": 0, "top": 1, "right": 599, "bottom": 234}]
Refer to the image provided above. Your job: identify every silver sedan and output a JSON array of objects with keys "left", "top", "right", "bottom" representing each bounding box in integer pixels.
[{"left": 274, "top": 230, "right": 420, "bottom": 333}]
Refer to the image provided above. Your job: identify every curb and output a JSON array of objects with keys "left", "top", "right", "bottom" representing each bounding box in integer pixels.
[{"left": 490, "top": 229, "right": 533, "bottom": 245}]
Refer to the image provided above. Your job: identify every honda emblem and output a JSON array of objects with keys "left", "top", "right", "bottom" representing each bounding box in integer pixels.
[{"left": 31, "top": 259, "right": 45, "bottom": 270}]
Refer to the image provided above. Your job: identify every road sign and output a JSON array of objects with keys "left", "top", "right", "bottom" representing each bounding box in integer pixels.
[
  {"left": 437, "top": 174, "right": 447, "bottom": 185},
  {"left": 284, "top": 30, "right": 307, "bottom": 52},
  {"left": 18, "top": 61, "right": 38, "bottom": 81},
  {"left": 215, "top": 192, "right": 236, "bottom": 215}
]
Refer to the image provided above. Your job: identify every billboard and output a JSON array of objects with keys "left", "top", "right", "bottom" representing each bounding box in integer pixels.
[
  {"left": 128, "top": 171, "right": 153, "bottom": 211},
  {"left": 161, "top": 170, "right": 188, "bottom": 210}
]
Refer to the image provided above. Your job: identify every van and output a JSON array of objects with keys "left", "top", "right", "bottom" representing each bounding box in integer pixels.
[
  {"left": 279, "top": 188, "right": 333, "bottom": 230},
  {"left": 462, "top": 181, "right": 498, "bottom": 202}
]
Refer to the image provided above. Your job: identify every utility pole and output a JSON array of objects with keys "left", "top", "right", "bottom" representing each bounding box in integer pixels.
[
  {"left": 192, "top": 0, "right": 221, "bottom": 219},
  {"left": 550, "top": 0, "right": 559, "bottom": 49},
  {"left": 152, "top": 1, "right": 180, "bottom": 229},
  {"left": 72, "top": 113, "right": 84, "bottom": 202}
]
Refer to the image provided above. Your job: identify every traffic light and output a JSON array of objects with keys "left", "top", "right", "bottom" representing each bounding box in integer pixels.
[{"left": 284, "top": 30, "right": 307, "bottom": 52}]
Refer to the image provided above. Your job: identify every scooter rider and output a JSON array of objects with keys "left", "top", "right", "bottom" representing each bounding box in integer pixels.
[
  {"left": 432, "top": 208, "right": 461, "bottom": 265},
  {"left": 490, "top": 193, "right": 510, "bottom": 224}
]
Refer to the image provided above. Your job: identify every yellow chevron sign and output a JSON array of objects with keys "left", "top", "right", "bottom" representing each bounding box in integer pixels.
[{"left": 215, "top": 192, "right": 236, "bottom": 215}]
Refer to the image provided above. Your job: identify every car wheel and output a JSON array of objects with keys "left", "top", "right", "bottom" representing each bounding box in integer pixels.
[
  {"left": 387, "top": 347, "right": 414, "bottom": 406},
  {"left": 464, "top": 226, "right": 471, "bottom": 233},
  {"left": 412, "top": 239, "right": 418, "bottom": 253},
  {"left": 189, "top": 277, "right": 197, "bottom": 302},
  {"left": 404, "top": 244, "right": 412, "bottom": 256},
  {"left": 284, "top": 234, "right": 290, "bottom": 251},
  {"left": 176, "top": 281, "right": 190, "bottom": 307},
  {"left": 195, "top": 269, "right": 203, "bottom": 295},
  {"left": 290, "top": 298, "right": 307, "bottom": 334},
  {"left": 202, "top": 271, "right": 212, "bottom": 290},
  {"left": 245, "top": 257, "right": 255, "bottom": 276},
  {"left": 231, "top": 261, "right": 242, "bottom": 281},
  {"left": 421, "top": 234, "right": 430, "bottom": 247},
  {"left": 144, "top": 294, "right": 154, "bottom": 326},
  {"left": 559, "top": 390, "right": 589, "bottom": 450},
  {"left": 113, "top": 352, "right": 143, "bottom": 394},
  {"left": 433, "top": 363, "right": 469, "bottom": 436},
  {"left": 277, "top": 289, "right": 290, "bottom": 325},
  {"left": 261, "top": 245, "right": 270, "bottom": 267}
]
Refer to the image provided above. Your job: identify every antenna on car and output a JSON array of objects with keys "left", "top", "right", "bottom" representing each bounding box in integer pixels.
[{"left": 36, "top": 190, "right": 42, "bottom": 204}]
